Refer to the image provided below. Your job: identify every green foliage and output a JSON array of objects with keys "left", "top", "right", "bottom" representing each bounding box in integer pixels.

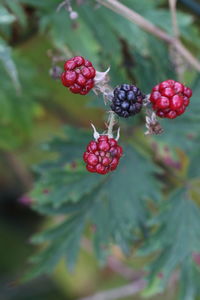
[{"left": 25, "top": 126, "right": 159, "bottom": 280}]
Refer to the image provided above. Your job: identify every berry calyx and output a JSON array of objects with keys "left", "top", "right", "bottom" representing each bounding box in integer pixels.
[
  {"left": 83, "top": 135, "right": 123, "bottom": 175},
  {"left": 150, "top": 79, "right": 192, "bottom": 119},
  {"left": 61, "top": 56, "right": 96, "bottom": 95},
  {"left": 110, "top": 84, "right": 144, "bottom": 118}
]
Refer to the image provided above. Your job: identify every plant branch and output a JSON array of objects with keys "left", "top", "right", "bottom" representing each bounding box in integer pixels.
[
  {"left": 169, "top": 0, "right": 185, "bottom": 81},
  {"left": 79, "top": 279, "right": 146, "bottom": 300},
  {"left": 107, "top": 111, "right": 116, "bottom": 137},
  {"left": 97, "top": 0, "right": 172, "bottom": 43},
  {"left": 169, "top": 0, "right": 179, "bottom": 38},
  {"left": 107, "top": 256, "right": 145, "bottom": 281},
  {"left": 96, "top": 0, "right": 200, "bottom": 72},
  {"left": 81, "top": 238, "right": 145, "bottom": 281}
]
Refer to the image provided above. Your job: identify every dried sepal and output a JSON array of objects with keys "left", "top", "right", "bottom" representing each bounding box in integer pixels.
[
  {"left": 145, "top": 110, "right": 164, "bottom": 135},
  {"left": 91, "top": 123, "right": 100, "bottom": 140},
  {"left": 93, "top": 68, "right": 113, "bottom": 104},
  {"left": 142, "top": 94, "right": 151, "bottom": 107}
]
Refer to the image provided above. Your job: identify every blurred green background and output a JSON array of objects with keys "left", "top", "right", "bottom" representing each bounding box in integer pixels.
[{"left": 1, "top": 1, "right": 200, "bottom": 299}]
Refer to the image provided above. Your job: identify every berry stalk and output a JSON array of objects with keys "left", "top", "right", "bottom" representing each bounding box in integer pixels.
[{"left": 107, "top": 111, "right": 116, "bottom": 138}]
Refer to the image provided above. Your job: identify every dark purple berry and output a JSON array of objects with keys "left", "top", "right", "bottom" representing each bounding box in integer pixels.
[{"left": 111, "top": 84, "right": 144, "bottom": 118}]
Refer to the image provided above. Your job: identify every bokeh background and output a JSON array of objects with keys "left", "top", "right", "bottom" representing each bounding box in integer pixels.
[{"left": 1, "top": 1, "right": 200, "bottom": 299}]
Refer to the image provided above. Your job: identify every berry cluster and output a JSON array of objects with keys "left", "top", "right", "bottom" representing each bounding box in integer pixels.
[
  {"left": 111, "top": 84, "right": 144, "bottom": 118},
  {"left": 150, "top": 79, "right": 192, "bottom": 119},
  {"left": 61, "top": 56, "right": 96, "bottom": 95},
  {"left": 59, "top": 56, "right": 193, "bottom": 174},
  {"left": 83, "top": 135, "right": 123, "bottom": 175}
]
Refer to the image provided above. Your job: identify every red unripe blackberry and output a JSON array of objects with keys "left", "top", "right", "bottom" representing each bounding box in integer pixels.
[
  {"left": 111, "top": 84, "right": 144, "bottom": 118},
  {"left": 61, "top": 56, "right": 96, "bottom": 95},
  {"left": 83, "top": 135, "right": 123, "bottom": 175},
  {"left": 150, "top": 79, "right": 192, "bottom": 119}
]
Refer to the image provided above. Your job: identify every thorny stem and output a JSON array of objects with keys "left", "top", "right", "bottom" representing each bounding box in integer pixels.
[{"left": 96, "top": 0, "right": 200, "bottom": 72}]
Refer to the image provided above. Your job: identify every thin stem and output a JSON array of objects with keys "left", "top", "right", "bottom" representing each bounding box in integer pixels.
[
  {"left": 79, "top": 280, "right": 146, "bottom": 300},
  {"left": 81, "top": 238, "right": 145, "bottom": 281},
  {"left": 169, "top": 0, "right": 179, "bottom": 38},
  {"left": 96, "top": 0, "right": 172, "bottom": 43},
  {"left": 107, "top": 111, "right": 116, "bottom": 137},
  {"left": 96, "top": 0, "right": 200, "bottom": 72},
  {"left": 169, "top": 0, "right": 184, "bottom": 81}
]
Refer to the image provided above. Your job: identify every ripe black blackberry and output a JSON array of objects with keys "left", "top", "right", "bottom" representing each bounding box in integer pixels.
[{"left": 111, "top": 84, "right": 144, "bottom": 118}]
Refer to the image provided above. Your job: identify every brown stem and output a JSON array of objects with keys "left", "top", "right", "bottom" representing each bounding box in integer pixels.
[
  {"left": 97, "top": 0, "right": 172, "bottom": 43},
  {"left": 169, "top": 0, "right": 185, "bottom": 81},
  {"left": 169, "top": 0, "right": 179, "bottom": 39},
  {"left": 81, "top": 238, "right": 145, "bottom": 280},
  {"left": 96, "top": 0, "right": 200, "bottom": 72},
  {"left": 79, "top": 280, "right": 146, "bottom": 300}
]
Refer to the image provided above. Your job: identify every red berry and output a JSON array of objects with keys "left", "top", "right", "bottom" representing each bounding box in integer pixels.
[
  {"left": 162, "top": 88, "right": 174, "bottom": 98},
  {"left": 174, "top": 82, "right": 184, "bottom": 93},
  {"left": 86, "top": 164, "right": 96, "bottom": 173},
  {"left": 88, "top": 67, "right": 96, "bottom": 77},
  {"left": 108, "top": 138, "right": 117, "bottom": 147},
  {"left": 150, "top": 79, "right": 192, "bottom": 119},
  {"left": 98, "top": 141, "right": 110, "bottom": 151},
  {"left": 83, "top": 135, "right": 123, "bottom": 175},
  {"left": 184, "top": 87, "right": 192, "bottom": 98},
  {"left": 155, "top": 96, "right": 170, "bottom": 109},
  {"left": 61, "top": 56, "right": 96, "bottom": 95},
  {"left": 166, "top": 111, "right": 177, "bottom": 119},
  {"left": 64, "top": 59, "right": 76, "bottom": 70},
  {"left": 84, "top": 59, "right": 92, "bottom": 67},
  {"left": 73, "top": 56, "right": 85, "bottom": 66},
  {"left": 102, "top": 157, "right": 110, "bottom": 166},
  {"left": 183, "top": 96, "right": 190, "bottom": 107},
  {"left": 152, "top": 84, "right": 159, "bottom": 91},
  {"left": 150, "top": 91, "right": 161, "bottom": 103},
  {"left": 69, "top": 83, "right": 81, "bottom": 94},
  {"left": 77, "top": 74, "right": 86, "bottom": 86},
  {"left": 170, "top": 95, "right": 183, "bottom": 110},
  {"left": 81, "top": 67, "right": 91, "bottom": 78},
  {"left": 87, "top": 153, "right": 98, "bottom": 166},
  {"left": 87, "top": 141, "right": 98, "bottom": 152}
]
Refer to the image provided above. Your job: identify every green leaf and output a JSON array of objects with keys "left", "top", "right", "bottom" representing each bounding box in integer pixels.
[
  {"left": 5, "top": 0, "right": 27, "bottom": 27},
  {"left": 179, "top": 257, "right": 200, "bottom": 300},
  {"left": 23, "top": 213, "right": 85, "bottom": 281},
  {"left": 27, "top": 127, "right": 160, "bottom": 277},
  {"left": 141, "top": 188, "right": 200, "bottom": 293},
  {"left": 0, "top": 5, "right": 16, "bottom": 24},
  {"left": 0, "top": 39, "right": 20, "bottom": 92}
]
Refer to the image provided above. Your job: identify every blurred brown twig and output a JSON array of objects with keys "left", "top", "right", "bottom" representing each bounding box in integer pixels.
[{"left": 96, "top": 0, "right": 200, "bottom": 72}]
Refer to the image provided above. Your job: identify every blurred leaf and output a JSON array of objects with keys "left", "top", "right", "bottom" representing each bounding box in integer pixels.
[
  {"left": 5, "top": 0, "right": 27, "bottom": 27},
  {"left": 0, "top": 5, "right": 16, "bottom": 24},
  {"left": 0, "top": 38, "right": 20, "bottom": 92},
  {"left": 140, "top": 188, "right": 200, "bottom": 297}
]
